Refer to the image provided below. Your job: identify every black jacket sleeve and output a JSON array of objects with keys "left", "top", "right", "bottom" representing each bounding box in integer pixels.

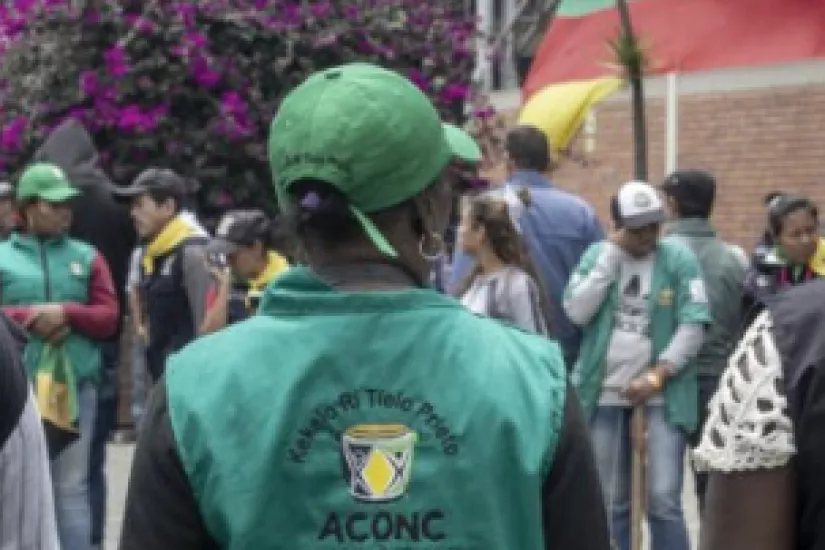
[
  {"left": 120, "top": 380, "right": 219, "bottom": 550},
  {"left": 794, "top": 361, "right": 825, "bottom": 550},
  {"left": 542, "top": 383, "right": 612, "bottom": 550}
]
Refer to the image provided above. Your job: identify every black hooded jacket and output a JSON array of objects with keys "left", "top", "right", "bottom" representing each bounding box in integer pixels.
[
  {"left": 767, "top": 279, "right": 825, "bottom": 549},
  {"left": 34, "top": 120, "right": 136, "bottom": 338}
]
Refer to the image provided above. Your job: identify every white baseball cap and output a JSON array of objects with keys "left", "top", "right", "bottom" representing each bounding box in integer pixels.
[{"left": 614, "top": 180, "right": 665, "bottom": 228}]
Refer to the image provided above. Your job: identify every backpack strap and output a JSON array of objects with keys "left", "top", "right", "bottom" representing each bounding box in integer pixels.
[
  {"left": 485, "top": 270, "right": 516, "bottom": 322},
  {"left": 171, "top": 236, "right": 209, "bottom": 290}
]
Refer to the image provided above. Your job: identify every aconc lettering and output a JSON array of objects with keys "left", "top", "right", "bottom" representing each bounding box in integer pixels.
[{"left": 318, "top": 510, "right": 446, "bottom": 543}]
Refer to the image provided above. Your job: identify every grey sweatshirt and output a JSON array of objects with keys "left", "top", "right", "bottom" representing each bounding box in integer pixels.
[
  {"left": 461, "top": 266, "right": 550, "bottom": 336},
  {"left": 564, "top": 242, "right": 704, "bottom": 405},
  {"left": 0, "top": 314, "right": 59, "bottom": 550}
]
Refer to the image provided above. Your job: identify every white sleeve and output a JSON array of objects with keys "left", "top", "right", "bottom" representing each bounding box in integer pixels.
[
  {"left": 125, "top": 247, "right": 143, "bottom": 292},
  {"left": 693, "top": 310, "right": 796, "bottom": 472},
  {"left": 563, "top": 242, "right": 622, "bottom": 326}
]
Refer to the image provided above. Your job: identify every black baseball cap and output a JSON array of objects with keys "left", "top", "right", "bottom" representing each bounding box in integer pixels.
[
  {"left": 661, "top": 169, "right": 716, "bottom": 210},
  {"left": 111, "top": 167, "right": 188, "bottom": 200},
  {"left": 206, "top": 210, "right": 269, "bottom": 256}
]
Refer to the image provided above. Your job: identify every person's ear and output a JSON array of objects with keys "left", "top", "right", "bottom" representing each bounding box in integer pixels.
[{"left": 160, "top": 197, "right": 177, "bottom": 217}]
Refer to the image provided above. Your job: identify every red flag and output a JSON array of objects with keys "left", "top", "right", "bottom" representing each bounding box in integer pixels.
[{"left": 525, "top": 0, "right": 825, "bottom": 100}]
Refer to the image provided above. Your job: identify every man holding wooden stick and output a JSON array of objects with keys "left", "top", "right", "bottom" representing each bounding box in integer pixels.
[{"left": 564, "top": 181, "right": 711, "bottom": 550}]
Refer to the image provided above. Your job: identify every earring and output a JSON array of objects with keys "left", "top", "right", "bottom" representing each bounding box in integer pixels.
[{"left": 419, "top": 232, "right": 446, "bottom": 262}]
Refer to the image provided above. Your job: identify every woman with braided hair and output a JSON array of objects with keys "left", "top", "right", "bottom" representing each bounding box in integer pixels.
[{"left": 457, "top": 192, "right": 553, "bottom": 336}]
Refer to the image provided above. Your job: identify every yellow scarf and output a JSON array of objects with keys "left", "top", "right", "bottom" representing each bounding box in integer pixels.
[
  {"left": 143, "top": 216, "right": 198, "bottom": 275},
  {"left": 808, "top": 239, "right": 825, "bottom": 277},
  {"left": 248, "top": 252, "right": 289, "bottom": 294},
  {"left": 245, "top": 252, "right": 289, "bottom": 310}
]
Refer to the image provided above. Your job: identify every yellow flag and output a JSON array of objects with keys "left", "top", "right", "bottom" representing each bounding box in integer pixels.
[{"left": 518, "top": 77, "right": 623, "bottom": 152}]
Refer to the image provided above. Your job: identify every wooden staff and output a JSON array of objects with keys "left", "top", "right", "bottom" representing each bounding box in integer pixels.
[{"left": 630, "top": 405, "right": 647, "bottom": 550}]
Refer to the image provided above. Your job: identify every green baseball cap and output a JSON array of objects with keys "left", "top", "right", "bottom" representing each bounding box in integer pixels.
[
  {"left": 16, "top": 162, "right": 80, "bottom": 202},
  {"left": 269, "top": 63, "right": 465, "bottom": 258},
  {"left": 443, "top": 123, "right": 482, "bottom": 164}
]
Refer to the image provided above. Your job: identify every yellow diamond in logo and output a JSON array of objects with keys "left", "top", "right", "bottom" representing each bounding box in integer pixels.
[{"left": 362, "top": 450, "right": 394, "bottom": 496}]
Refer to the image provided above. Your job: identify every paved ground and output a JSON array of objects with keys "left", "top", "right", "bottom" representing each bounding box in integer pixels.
[{"left": 104, "top": 443, "right": 701, "bottom": 550}]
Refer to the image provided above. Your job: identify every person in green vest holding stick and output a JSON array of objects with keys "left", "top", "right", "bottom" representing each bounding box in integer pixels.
[
  {"left": 564, "top": 181, "right": 711, "bottom": 550},
  {"left": 120, "top": 63, "right": 611, "bottom": 550}
]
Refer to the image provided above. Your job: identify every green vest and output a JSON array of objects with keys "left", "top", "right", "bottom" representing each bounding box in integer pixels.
[
  {"left": 666, "top": 219, "right": 746, "bottom": 377},
  {"left": 567, "top": 239, "right": 711, "bottom": 434},
  {"left": 0, "top": 233, "right": 101, "bottom": 384},
  {"left": 166, "top": 268, "right": 566, "bottom": 549}
]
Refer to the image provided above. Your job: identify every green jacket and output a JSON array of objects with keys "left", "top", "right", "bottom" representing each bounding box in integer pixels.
[
  {"left": 666, "top": 218, "right": 746, "bottom": 377},
  {"left": 0, "top": 233, "right": 101, "bottom": 384},
  {"left": 566, "top": 239, "right": 711, "bottom": 433},
  {"left": 164, "top": 268, "right": 567, "bottom": 549}
]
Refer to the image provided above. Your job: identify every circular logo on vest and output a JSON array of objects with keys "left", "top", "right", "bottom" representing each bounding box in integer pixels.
[{"left": 341, "top": 423, "right": 416, "bottom": 503}]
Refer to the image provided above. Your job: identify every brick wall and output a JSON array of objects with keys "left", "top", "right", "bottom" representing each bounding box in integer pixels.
[{"left": 487, "top": 82, "right": 825, "bottom": 250}]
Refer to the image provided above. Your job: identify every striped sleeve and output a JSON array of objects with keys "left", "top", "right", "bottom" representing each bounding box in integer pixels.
[{"left": 0, "top": 389, "right": 60, "bottom": 550}]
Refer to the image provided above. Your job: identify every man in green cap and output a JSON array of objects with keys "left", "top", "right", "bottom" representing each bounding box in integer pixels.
[
  {"left": 121, "top": 63, "right": 609, "bottom": 550},
  {"left": 0, "top": 162, "right": 118, "bottom": 550}
]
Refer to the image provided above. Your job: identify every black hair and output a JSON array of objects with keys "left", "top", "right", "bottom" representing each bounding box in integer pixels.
[
  {"left": 665, "top": 189, "right": 714, "bottom": 219},
  {"left": 133, "top": 168, "right": 186, "bottom": 213},
  {"left": 506, "top": 125, "right": 551, "bottom": 172},
  {"left": 288, "top": 180, "right": 363, "bottom": 244},
  {"left": 146, "top": 188, "right": 184, "bottom": 213},
  {"left": 768, "top": 195, "right": 818, "bottom": 237},
  {"left": 266, "top": 214, "right": 296, "bottom": 260},
  {"left": 236, "top": 212, "right": 294, "bottom": 257}
]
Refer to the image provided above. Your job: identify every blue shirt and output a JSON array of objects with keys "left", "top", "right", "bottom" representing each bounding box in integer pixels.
[{"left": 450, "top": 170, "right": 604, "bottom": 365}]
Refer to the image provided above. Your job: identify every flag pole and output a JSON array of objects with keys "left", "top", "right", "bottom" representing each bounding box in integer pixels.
[{"left": 665, "top": 71, "right": 679, "bottom": 174}]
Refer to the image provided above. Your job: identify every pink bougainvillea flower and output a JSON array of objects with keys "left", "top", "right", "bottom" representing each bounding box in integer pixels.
[
  {"left": 408, "top": 69, "right": 430, "bottom": 91},
  {"left": 103, "top": 44, "right": 129, "bottom": 77},
  {"left": 184, "top": 31, "right": 208, "bottom": 49},
  {"left": 0, "top": 0, "right": 478, "bottom": 212},
  {"left": 117, "top": 104, "right": 143, "bottom": 130},
  {"left": 441, "top": 83, "right": 470, "bottom": 101},
  {"left": 0, "top": 115, "right": 27, "bottom": 152},
  {"left": 190, "top": 55, "right": 221, "bottom": 88},
  {"left": 79, "top": 70, "right": 98, "bottom": 96}
]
